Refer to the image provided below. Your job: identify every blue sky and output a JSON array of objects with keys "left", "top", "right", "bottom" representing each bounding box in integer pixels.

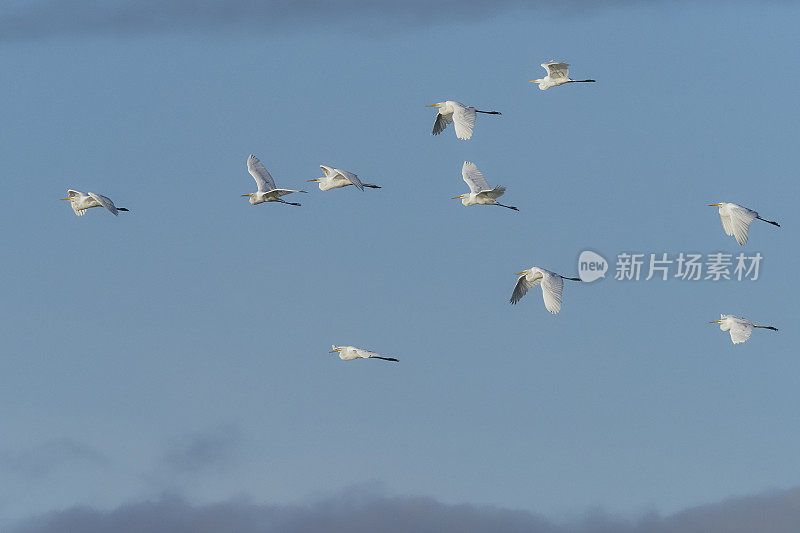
[{"left": 1, "top": 1, "right": 799, "bottom": 529}]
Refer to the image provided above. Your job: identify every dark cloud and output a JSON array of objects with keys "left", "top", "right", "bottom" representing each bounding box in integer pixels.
[
  {"left": 0, "top": 439, "right": 107, "bottom": 478},
  {"left": 0, "top": 0, "right": 641, "bottom": 41},
  {"left": 9, "top": 487, "right": 800, "bottom": 533}
]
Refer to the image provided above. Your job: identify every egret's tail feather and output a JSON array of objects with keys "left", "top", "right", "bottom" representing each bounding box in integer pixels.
[{"left": 757, "top": 216, "right": 780, "bottom": 227}]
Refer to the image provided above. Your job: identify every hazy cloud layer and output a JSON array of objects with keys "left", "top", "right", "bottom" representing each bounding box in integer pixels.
[
  {"left": 0, "top": 439, "right": 107, "bottom": 478},
  {"left": 0, "top": 0, "right": 639, "bottom": 41},
  {"left": 160, "top": 425, "right": 241, "bottom": 475},
  {"left": 10, "top": 487, "right": 800, "bottom": 533}
]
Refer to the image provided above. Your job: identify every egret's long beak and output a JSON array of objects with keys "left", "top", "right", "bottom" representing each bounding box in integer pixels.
[
  {"left": 241, "top": 193, "right": 253, "bottom": 197},
  {"left": 530, "top": 79, "right": 541, "bottom": 83},
  {"left": 59, "top": 197, "right": 70, "bottom": 201},
  {"left": 426, "top": 104, "right": 439, "bottom": 107},
  {"left": 451, "top": 195, "right": 463, "bottom": 199},
  {"left": 329, "top": 348, "right": 342, "bottom": 353},
  {"left": 709, "top": 320, "right": 722, "bottom": 324},
  {"left": 515, "top": 271, "right": 527, "bottom": 276},
  {"left": 307, "top": 178, "right": 320, "bottom": 182},
  {"left": 708, "top": 203, "right": 722, "bottom": 207}
]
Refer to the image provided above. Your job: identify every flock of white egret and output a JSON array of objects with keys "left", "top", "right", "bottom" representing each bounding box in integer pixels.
[{"left": 62, "top": 60, "right": 781, "bottom": 352}]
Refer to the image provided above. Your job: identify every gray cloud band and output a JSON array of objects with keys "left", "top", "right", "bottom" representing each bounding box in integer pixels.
[{"left": 10, "top": 487, "right": 800, "bottom": 533}]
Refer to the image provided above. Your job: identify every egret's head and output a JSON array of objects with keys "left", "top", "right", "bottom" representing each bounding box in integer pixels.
[
  {"left": 530, "top": 79, "right": 542, "bottom": 84},
  {"left": 515, "top": 270, "right": 529, "bottom": 276},
  {"left": 709, "top": 315, "right": 730, "bottom": 331},
  {"left": 329, "top": 345, "right": 342, "bottom": 355}
]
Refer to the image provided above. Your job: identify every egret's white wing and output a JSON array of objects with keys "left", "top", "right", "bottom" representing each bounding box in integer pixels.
[
  {"left": 320, "top": 165, "right": 335, "bottom": 178},
  {"left": 719, "top": 213, "right": 734, "bottom": 236},
  {"left": 356, "top": 348, "right": 380, "bottom": 359},
  {"left": 484, "top": 186, "right": 506, "bottom": 199},
  {"left": 336, "top": 168, "right": 364, "bottom": 191},
  {"left": 542, "top": 61, "right": 569, "bottom": 80},
  {"left": 510, "top": 271, "right": 542, "bottom": 305},
  {"left": 66, "top": 190, "right": 85, "bottom": 216},
  {"left": 247, "top": 155, "right": 276, "bottom": 192},
  {"left": 461, "top": 162, "right": 490, "bottom": 194},
  {"left": 432, "top": 112, "right": 453, "bottom": 136},
  {"left": 728, "top": 206, "right": 757, "bottom": 245},
  {"left": 729, "top": 320, "right": 753, "bottom": 344},
  {"left": 452, "top": 104, "right": 476, "bottom": 140},
  {"left": 540, "top": 272, "right": 564, "bottom": 314},
  {"left": 88, "top": 192, "right": 119, "bottom": 216}
]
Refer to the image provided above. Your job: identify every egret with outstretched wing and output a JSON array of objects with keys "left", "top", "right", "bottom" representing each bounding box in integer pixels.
[
  {"left": 452, "top": 162, "right": 517, "bottom": 211},
  {"left": 61, "top": 190, "right": 130, "bottom": 217},
  {"left": 531, "top": 61, "right": 595, "bottom": 90},
  {"left": 709, "top": 314, "right": 778, "bottom": 344},
  {"left": 510, "top": 267, "right": 581, "bottom": 314},
  {"left": 309, "top": 165, "right": 381, "bottom": 191},
  {"left": 427, "top": 101, "right": 500, "bottom": 140},
  {"left": 329, "top": 345, "right": 398, "bottom": 362},
  {"left": 242, "top": 154, "right": 307, "bottom": 206},
  {"left": 709, "top": 202, "right": 780, "bottom": 245}
]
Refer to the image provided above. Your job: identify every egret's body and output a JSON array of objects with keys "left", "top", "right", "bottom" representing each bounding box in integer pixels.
[
  {"left": 309, "top": 165, "right": 381, "bottom": 191},
  {"left": 61, "top": 189, "right": 129, "bottom": 217},
  {"left": 242, "top": 155, "right": 307, "bottom": 206},
  {"left": 510, "top": 267, "right": 581, "bottom": 314},
  {"left": 531, "top": 61, "right": 595, "bottom": 90},
  {"left": 710, "top": 314, "right": 778, "bottom": 344},
  {"left": 329, "top": 345, "right": 398, "bottom": 362},
  {"left": 710, "top": 202, "right": 780, "bottom": 245},
  {"left": 452, "top": 162, "right": 517, "bottom": 211},
  {"left": 427, "top": 100, "right": 500, "bottom": 140}
]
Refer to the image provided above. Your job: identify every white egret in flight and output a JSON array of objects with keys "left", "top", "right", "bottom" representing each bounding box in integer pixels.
[
  {"left": 243, "top": 155, "right": 307, "bottom": 206},
  {"left": 427, "top": 100, "right": 500, "bottom": 140},
  {"left": 709, "top": 202, "right": 780, "bottom": 245},
  {"left": 61, "top": 190, "right": 129, "bottom": 217},
  {"left": 308, "top": 165, "right": 381, "bottom": 191},
  {"left": 329, "top": 345, "right": 398, "bottom": 362},
  {"left": 510, "top": 267, "right": 581, "bottom": 314},
  {"left": 452, "top": 162, "right": 518, "bottom": 211},
  {"left": 531, "top": 61, "right": 595, "bottom": 90},
  {"left": 709, "top": 314, "right": 778, "bottom": 344}
]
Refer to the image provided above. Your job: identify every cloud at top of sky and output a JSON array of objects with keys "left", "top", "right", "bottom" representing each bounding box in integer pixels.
[
  {"left": 9, "top": 486, "right": 800, "bottom": 533},
  {"left": 0, "top": 0, "right": 654, "bottom": 41}
]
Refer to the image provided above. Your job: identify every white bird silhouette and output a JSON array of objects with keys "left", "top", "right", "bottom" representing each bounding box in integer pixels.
[
  {"left": 709, "top": 314, "right": 778, "bottom": 344},
  {"left": 530, "top": 61, "right": 595, "bottom": 90},
  {"left": 452, "top": 162, "right": 517, "bottom": 211},
  {"left": 427, "top": 100, "right": 500, "bottom": 140},
  {"left": 329, "top": 345, "right": 398, "bottom": 362},
  {"left": 61, "top": 190, "right": 129, "bottom": 217},
  {"left": 308, "top": 165, "right": 381, "bottom": 191},
  {"left": 510, "top": 267, "right": 581, "bottom": 314},
  {"left": 242, "top": 155, "right": 307, "bottom": 206},
  {"left": 709, "top": 202, "right": 780, "bottom": 245}
]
